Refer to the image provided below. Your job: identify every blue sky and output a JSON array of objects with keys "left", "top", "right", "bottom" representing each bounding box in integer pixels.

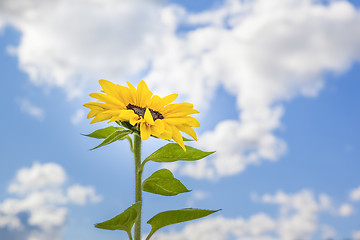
[{"left": 1, "top": 0, "right": 360, "bottom": 240}]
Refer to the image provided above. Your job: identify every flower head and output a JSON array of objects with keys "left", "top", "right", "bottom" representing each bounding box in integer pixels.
[{"left": 84, "top": 80, "right": 200, "bottom": 150}]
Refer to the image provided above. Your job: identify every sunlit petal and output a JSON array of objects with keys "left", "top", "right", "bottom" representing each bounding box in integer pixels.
[
  {"left": 84, "top": 79, "right": 199, "bottom": 150},
  {"left": 144, "top": 108, "right": 155, "bottom": 125},
  {"left": 140, "top": 123, "right": 151, "bottom": 140}
]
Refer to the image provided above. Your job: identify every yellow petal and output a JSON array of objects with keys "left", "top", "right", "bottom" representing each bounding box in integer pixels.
[
  {"left": 89, "top": 93, "right": 126, "bottom": 108},
  {"left": 171, "top": 126, "right": 186, "bottom": 151},
  {"left": 165, "top": 108, "right": 199, "bottom": 118},
  {"left": 152, "top": 93, "right": 178, "bottom": 110},
  {"left": 114, "top": 85, "right": 131, "bottom": 105},
  {"left": 144, "top": 108, "right": 155, "bottom": 125},
  {"left": 103, "top": 109, "right": 125, "bottom": 115},
  {"left": 162, "top": 102, "right": 194, "bottom": 114},
  {"left": 158, "top": 122, "right": 172, "bottom": 139},
  {"left": 129, "top": 115, "right": 141, "bottom": 126},
  {"left": 140, "top": 122, "right": 151, "bottom": 140},
  {"left": 148, "top": 95, "right": 161, "bottom": 110},
  {"left": 83, "top": 102, "right": 108, "bottom": 110},
  {"left": 119, "top": 109, "right": 138, "bottom": 119},
  {"left": 137, "top": 80, "right": 153, "bottom": 107},
  {"left": 90, "top": 113, "right": 111, "bottom": 124},
  {"left": 163, "top": 116, "right": 197, "bottom": 127},
  {"left": 177, "top": 125, "right": 198, "bottom": 141},
  {"left": 183, "top": 116, "right": 200, "bottom": 127},
  {"left": 108, "top": 116, "right": 124, "bottom": 122},
  {"left": 84, "top": 79, "right": 200, "bottom": 142},
  {"left": 99, "top": 79, "right": 120, "bottom": 98},
  {"left": 87, "top": 109, "right": 100, "bottom": 119},
  {"left": 151, "top": 119, "right": 165, "bottom": 137},
  {"left": 127, "top": 81, "right": 138, "bottom": 104}
]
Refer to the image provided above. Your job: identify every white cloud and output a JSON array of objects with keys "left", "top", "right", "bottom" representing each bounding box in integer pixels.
[
  {"left": 261, "top": 190, "right": 332, "bottom": 240},
  {"left": 151, "top": 214, "right": 276, "bottom": 240},
  {"left": 2, "top": 0, "right": 360, "bottom": 179},
  {"left": 8, "top": 162, "right": 66, "bottom": 195},
  {"left": 150, "top": 189, "right": 338, "bottom": 240},
  {"left": 18, "top": 99, "right": 44, "bottom": 121},
  {"left": 186, "top": 190, "right": 211, "bottom": 207},
  {"left": 0, "top": 0, "right": 165, "bottom": 99},
  {"left": 70, "top": 109, "right": 86, "bottom": 125},
  {"left": 321, "top": 225, "right": 336, "bottom": 240},
  {"left": 0, "top": 162, "right": 102, "bottom": 240},
  {"left": 350, "top": 185, "right": 360, "bottom": 201},
  {"left": 338, "top": 203, "right": 354, "bottom": 217},
  {"left": 159, "top": 0, "right": 360, "bottom": 179},
  {"left": 27, "top": 228, "right": 64, "bottom": 240},
  {"left": 353, "top": 230, "right": 360, "bottom": 240},
  {"left": 67, "top": 184, "right": 103, "bottom": 205}
]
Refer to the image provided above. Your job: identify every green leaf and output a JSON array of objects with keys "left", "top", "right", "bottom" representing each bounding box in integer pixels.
[
  {"left": 84, "top": 126, "right": 124, "bottom": 139},
  {"left": 95, "top": 202, "right": 141, "bottom": 237},
  {"left": 146, "top": 208, "right": 220, "bottom": 239},
  {"left": 145, "top": 143, "right": 214, "bottom": 163},
  {"left": 90, "top": 129, "right": 132, "bottom": 150},
  {"left": 182, "top": 137, "right": 194, "bottom": 142},
  {"left": 142, "top": 169, "right": 190, "bottom": 196}
]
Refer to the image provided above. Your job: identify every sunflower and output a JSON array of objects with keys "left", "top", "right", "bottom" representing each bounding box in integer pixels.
[{"left": 83, "top": 80, "right": 200, "bottom": 150}]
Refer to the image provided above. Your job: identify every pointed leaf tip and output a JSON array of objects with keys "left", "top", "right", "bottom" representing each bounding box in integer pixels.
[
  {"left": 182, "top": 137, "right": 194, "bottom": 142},
  {"left": 145, "top": 143, "right": 215, "bottom": 163},
  {"left": 95, "top": 202, "right": 141, "bottom": 236},
  {"left": 146, "top": 208, "right": 220, "bottom": 239},
  {"left": 142, "top": 169, "right": 190, "bottom": 196},
  {"left": 84, "top": 126, "right": 124, "bottom": 139},
  {"left": 90, "top": 129, "right": 132, "bottom": 150}
]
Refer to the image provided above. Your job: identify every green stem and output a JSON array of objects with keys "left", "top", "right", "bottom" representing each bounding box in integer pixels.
[
  {"left": 134, "top": 133, "right": 142, "bottom": 240},
  {"left": 145, "top": 230, "right": 154, "bottom": 240},
  {"left": 140, "top": 158, "right": 149, "bottom": 173},
  {"left": 127, "top": 231, "right": 134, "bottom": 240}
]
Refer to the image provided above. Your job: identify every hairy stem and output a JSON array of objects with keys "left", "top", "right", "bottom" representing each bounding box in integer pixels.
[{"left": 134, "top": 133, "right": 142, "bottom": 240}]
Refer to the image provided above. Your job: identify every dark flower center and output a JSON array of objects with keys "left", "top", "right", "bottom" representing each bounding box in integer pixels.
[{"left": 127, "top": 104, "right": 164, "bottom": 120}]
